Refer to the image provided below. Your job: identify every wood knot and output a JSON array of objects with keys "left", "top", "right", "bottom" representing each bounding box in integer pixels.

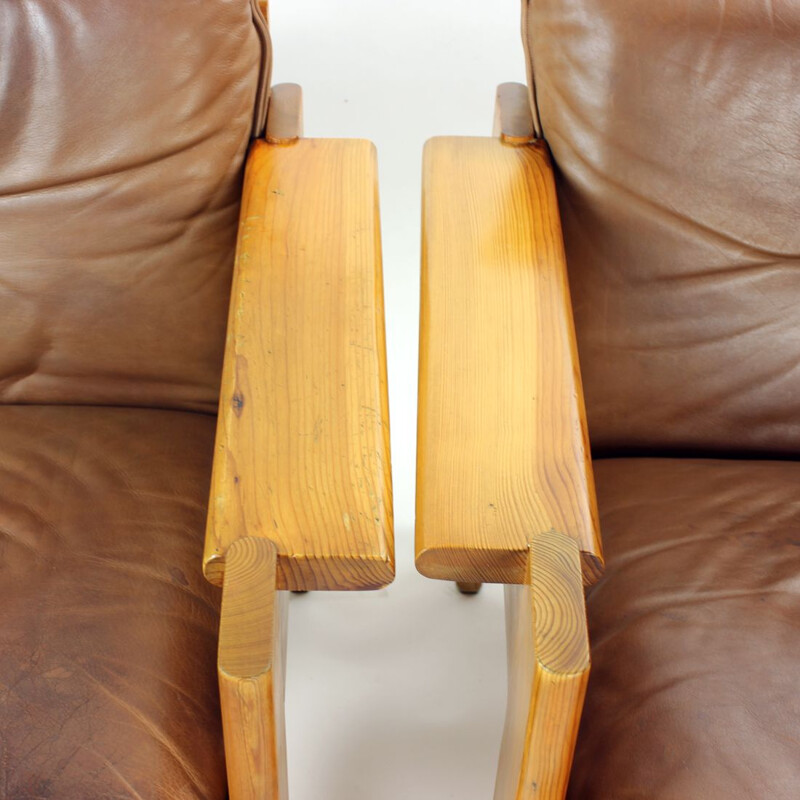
[{"left": 231, "top": 392, "right": 245, "bottom": 417}]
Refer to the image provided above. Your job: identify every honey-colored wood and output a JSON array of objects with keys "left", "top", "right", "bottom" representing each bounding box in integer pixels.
[
  {"left": 219, "top": 537, "right": 289, "bottom": 800},
  {"left": 205, "top": 138, "right": 394, "bottom": 591},
  {"left": 494, "top": 531, "right": 589, "bottom": 800},
  {"left": 416, "top": 137, "right": 602, "bottom": 586},
  {"left": 493, "top": 83, "right": 536, "bottom": 145},
  {"left": 449, "top": 90, "right": 533, "bottom": 598},
  {"left": 266, "top": 83, "right": 303, "bottom": 144}
]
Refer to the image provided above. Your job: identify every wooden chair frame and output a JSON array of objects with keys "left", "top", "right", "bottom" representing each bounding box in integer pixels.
[
  {"left": 204, "top": 83, "right": 394, "bottom": 799},
  {"left": 415, "top": 83, "right": 603, "bottom": 799}
]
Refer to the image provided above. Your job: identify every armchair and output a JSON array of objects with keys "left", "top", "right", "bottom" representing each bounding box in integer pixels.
[
  {"left": 0, "top": 2, "right": 392, "bottom": 797},
  {"left": 416, "top": 1, "right": 800, "bottom": 798}
]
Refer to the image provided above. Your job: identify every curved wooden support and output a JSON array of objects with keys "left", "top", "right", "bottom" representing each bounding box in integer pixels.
[
  {"left": 456, "top": 581, "right": 483, "bottom": 595},
  {"left": 219, "top": 537, "right": 289, "bottom": 800},
  {"left": 494, "top": 531, "right": 590, "bottom": 800}
]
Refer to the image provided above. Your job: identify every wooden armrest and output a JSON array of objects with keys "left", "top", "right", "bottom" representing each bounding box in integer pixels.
[
  {"left": 204, "top": 135, "right": 394, "bottom": 591},
  {"left": 416, "top": 134, "right": 602, "bottom": 587},
  {"left": 417, "top": 86, "right": 598, "bottom": 800},
  {"left": 209, "top": 91, "right": 393, "bottom": 796}
]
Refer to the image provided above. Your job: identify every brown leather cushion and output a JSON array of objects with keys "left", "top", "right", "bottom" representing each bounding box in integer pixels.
[
  {"left": 524, "top": 0, "right": 800, "bottom": 454},
  {"left": 0, "top": 0, "right": 267, "bottom": 413},
  {"left": 569, "top": 458, "right": 800, "bottom": 799},
  {"left": 0, "top": 406, "right": 225, "bottom": 798}
]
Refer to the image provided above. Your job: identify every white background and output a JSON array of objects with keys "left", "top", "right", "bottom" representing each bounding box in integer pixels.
[{"left": 270, "top": 2, "right": 526, "bottom": 797}]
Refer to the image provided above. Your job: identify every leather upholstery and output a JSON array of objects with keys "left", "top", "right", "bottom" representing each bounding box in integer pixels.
[
  {"left": 524, "top": 0, "right": 800, "bottom": 454},
  {"left": 520, "top": 3, "right": 800, "bottom": 794},
  {"left": 568, "top": 458, "right": 800, "bottom": 799},
  {"left": 0, "top": 1, "right": 268, "bottom": 791},
  {"left": 0, "top": 0, "right": 267, "bottom": 413},
  {"left": 0, "top": 406, "right": 224, "bottom": 798}
]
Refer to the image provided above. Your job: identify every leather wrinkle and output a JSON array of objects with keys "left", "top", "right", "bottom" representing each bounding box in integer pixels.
[
  {"left": 525, "top": 0, "right": 800, "bottom": 454},
  {"left": 563, "top": 456, "right": 800, "bottom": 798},
  {"left": 76, "top": 665, "right": 208, "bottom": 795},
  {"left": 548, "top": 122, "right": 798, "bottom": 263},
  {"left": 0, "top": 405, "right": 226, "bottom": 796},
  {"left": 0, "top": 0, "right": 265, "bottom": 415}
]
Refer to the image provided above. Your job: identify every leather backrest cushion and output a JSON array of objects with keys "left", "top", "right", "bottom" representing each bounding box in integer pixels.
[
  {"left": 0, "top": 0, "right": 266, "bottom": 412},
  {"left": 525, "top": 0, "right": 800, "bottom": 454}
]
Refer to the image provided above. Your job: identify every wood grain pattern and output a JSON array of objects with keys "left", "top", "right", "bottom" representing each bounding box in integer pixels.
[
  {"left": 493, "top": 83, "right": 536, "bottom": 145},
  {"left": 266, "top": 83, "right": 303, "bottom": 144},
  {"left": 416, "top": 137, "right": 602, "bottom": 586},
  {"left": 205, "top": 138, "right": 394, "bottom": 591},
  {"left": 494, "top": 531, "right": 589, "bottom": 800},
  {"left": 448, "top": 84, "right": 532, "bottom": 597},
  {"left": 219, "top": 537, "right": 289, "bottom": 800}
]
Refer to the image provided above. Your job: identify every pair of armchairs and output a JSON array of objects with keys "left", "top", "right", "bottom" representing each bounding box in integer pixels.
[{"left": 1, "top": 0, "right": 797, "bottom": 798}]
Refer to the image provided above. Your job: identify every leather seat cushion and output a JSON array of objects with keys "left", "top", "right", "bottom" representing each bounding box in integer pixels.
[
  {"left": 0, "top": 406, "right": 225, "bottom": 798},
  {"left": 569, "top": 457, "right": 800, "bottom": 800}
]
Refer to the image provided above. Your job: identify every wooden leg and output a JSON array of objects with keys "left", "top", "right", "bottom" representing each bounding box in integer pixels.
[
  {"left": 456, "top": 581, "right": 483, "bottom": 594},
  {"left": 218, "top": 537, "right": 289, "bottom": 800},
  {"left": 494, "top": 531, "right": 590, "bottom": 800}
]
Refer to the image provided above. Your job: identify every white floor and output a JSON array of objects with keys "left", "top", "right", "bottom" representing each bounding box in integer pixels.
[{"left": 270, "top": 2, "right": 526, "bottom": 796}]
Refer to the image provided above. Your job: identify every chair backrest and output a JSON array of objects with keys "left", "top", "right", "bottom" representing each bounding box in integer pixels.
[
  {"left": 524, "top": 0, "right": 800, "bottom": 455},
  {"left": 0, "top": 0, "right": 269, "bottom": 413}
]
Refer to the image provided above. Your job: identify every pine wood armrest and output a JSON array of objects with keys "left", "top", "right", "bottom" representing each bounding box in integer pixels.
[
  {"left": 204, "top": 134, "right": 394, "bottom": 592},
  {"left": 205, "top": 82, "right": 394, "bottom": 800},
  {"left": 416, "top": 133, "right": 602, "bottom": 587},
  {"left": 416, "top": 82, "right": 599, "bottom": 800},
  {"left": 416, "top": 84, "right": 600, "bottom": 800}
]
